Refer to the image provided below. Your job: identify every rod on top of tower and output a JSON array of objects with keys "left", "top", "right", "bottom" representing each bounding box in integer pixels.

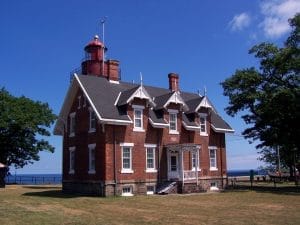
[
  {"left": 204, "top": 86, "right": 207, "bottom": 96},
  {"left": 100, "top": 16, "right": 107, "bottom": 76},
  {"left": 140, "top": 72, "right": 143, "bottom": 86}
]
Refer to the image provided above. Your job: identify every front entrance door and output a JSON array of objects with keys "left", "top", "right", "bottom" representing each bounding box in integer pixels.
[{"left": 168, "top": 152, "right": 180, "bottom": 180}]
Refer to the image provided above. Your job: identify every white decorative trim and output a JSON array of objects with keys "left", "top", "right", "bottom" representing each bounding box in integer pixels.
[
  {"left": 149, "top": 118, "right": 169, "bottom": 128},
  {"left": 126, "top": 86, "right": 155, "bottom": 106},
  {"left": 75, "top": 74, "right": 133, "bottom": 126},
  {"left": 146, "top": 169, "right": 158, "bottom": 173},
  {"left": 211, "top": 124, "right": 235, "bottom": 133},
  {"left": 164, "top": 92, "right": 187, "bottom": 110},
  {"left": 109, "top": 80, "right": 120, "bottom": 84},
  {"left": 120, "top": 142, "right": 134, "bottom": 147},
  {"left": 144, "top": 144, "right": 157, "bottom": 148},
  {"left": 195, "top": 96, "right": 213, "bottom": 112},
  {"left": 114, "top": 92, "right": 122, "bottom": 106}
]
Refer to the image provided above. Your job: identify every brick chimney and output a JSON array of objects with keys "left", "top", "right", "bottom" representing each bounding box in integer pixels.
[{"left": 168, "top": 73, "right": 179, "bottom": 92}]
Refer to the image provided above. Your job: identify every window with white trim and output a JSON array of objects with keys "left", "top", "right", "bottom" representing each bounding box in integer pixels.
[
  {"left": 89, "top": 108, "right": 96, "bottom": 132},
  {"left": 209, "top": 147, "right": 217, "bottom": 170},
  {"left": 88, "top": 144, "right": 96, "bottom": 174},
  {"left": 168, "top": 110, "right": 178, "bottom": 134},
  {"left": 133, "top": 105, "right": 144, "bottom": 131},
  {"left": 191, "top": 151, "right": 200, "bottom": 171},
  {"left": 121, "top": 143, "right": 134, "bottom": 173},
  {"left": 199, "top": 113, "right": 208, "bottom": 136},
  {"left": 69, "top": 112, "right": 76, "bottom": 137},
  {"left": 145, "top": 144, "right": 157, "bottom": 172},
  {"left": 122, "top": 186, "right": 133, "bottom": 196},
  {"left": 69, "top": 147, "right": 75, "bottom": 174},
  {"left": 146, "top": 185, "right": 155, "bottom": 195}
]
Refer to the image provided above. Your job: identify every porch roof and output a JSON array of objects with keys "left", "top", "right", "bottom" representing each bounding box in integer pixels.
[{"left": 165, "top": 143, "right": 200, "bottom": 152}]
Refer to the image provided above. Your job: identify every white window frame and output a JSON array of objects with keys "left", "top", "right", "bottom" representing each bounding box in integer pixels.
[
  {"left": 89, "top": 107, "right": 96, "bottom": 133},
  {"left": 69, "top": 147, "right": 75, "bottom": 174},
  {"left": 199, "top": 113, "right": 208, "bottom": 136},
  {"left": 146, "top": 185, "right": 155, "bottom": 195},
  {"left": 77, "top": 96, "right": 81, "bottom": 109},
  {"left": 210, "top": 182, "right": 219, "bottom": 191},
  {"left": 168, "top": 109, "right": 179, "bottom": 134},
  {"left": 69, "top": 112, "right": 76, "bottom": 137},
  {"left": 191, "top": 150, "right": 201, "bottom": 171},
  {"left": 133, "top": 105, "right": 145, "bottom": 132},
  {"left": 122, "top": 186, "right": 133, "bottom": 196},
  {"left": 209, "top": 146, "right": 218, "bottom": 171},
  {"left": 145, "top": 144, "right": 157, "bottom": 173},
  {"left": 120, "top": 143, "right": 134, "bottom": 173},
  {"left": 88, "top": 143, "right": 96, "bottom": 174}
]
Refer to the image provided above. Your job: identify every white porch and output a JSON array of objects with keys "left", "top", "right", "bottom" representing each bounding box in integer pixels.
[{"left": 166, "top": 143, "right": 201, "bottom": 185}]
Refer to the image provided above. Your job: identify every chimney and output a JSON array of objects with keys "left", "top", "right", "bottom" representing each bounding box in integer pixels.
[
  {"left": 168, "top": 73, "right": 179, "bottom": 92},
  {"left": 107, "top": 59, "right": 120, "bottom": 81}
]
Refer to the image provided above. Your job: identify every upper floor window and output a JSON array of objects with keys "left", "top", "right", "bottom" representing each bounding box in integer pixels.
[
  {"left": 145, "top": 144, "right": 157, "bottom": 173},
  {"left": 199, "top": 113, "right": 208, "bottom": 136},
  {"left": 69, "top": 112, "right": 76, "bottom": 137},
  {"left": 168, "top": 109, "right": 178, "bottom": 134},
  {"left": 120, "top": 143, "right": 134, "bottom": 173},
  {"left": 88, "top": 143, "right": 96, "bottom": 174},
  {"left": 69, "top": 147, "right": 75, "bottom": 174},
  {"left": 209, "top": 147, "right": 217, "bottom": 171},
  {"left": 132, "top": 105, "right": 144, "bottom": 132},
  {"left": 89, "top": 108, "right": 96, "bottom": 132}
]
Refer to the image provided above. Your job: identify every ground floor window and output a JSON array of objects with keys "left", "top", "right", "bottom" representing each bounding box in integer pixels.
[
  {"left": 122, "top": 186, "right": 133, "bottom": 196},
  {"left": 146, "top": 185, "right": 155, "bottom": 195},
  {"left": 210, "top": 182, "right": 219, "bottom": 191}
]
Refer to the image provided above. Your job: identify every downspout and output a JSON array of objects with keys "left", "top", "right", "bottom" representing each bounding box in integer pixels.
[{"left": 113, "top": 126, "right": 117, "bottom": 196}]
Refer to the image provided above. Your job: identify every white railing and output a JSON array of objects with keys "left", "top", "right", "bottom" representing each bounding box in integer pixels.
[{"left": 183, "top": 170, "right": 197, "bottom": 180}]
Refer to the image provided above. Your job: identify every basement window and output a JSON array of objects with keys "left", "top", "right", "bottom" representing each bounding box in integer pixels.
[
  {"left": 122, "top": 186, "right": 133, "bottom": 196},
  {"left": 146, "top": 185, "right": 155, "bottom": 195},
  {"left": 210, "top": 182, "right": 219, "bottom": 191}
]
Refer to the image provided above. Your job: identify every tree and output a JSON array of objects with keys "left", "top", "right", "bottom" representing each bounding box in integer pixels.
[
  {"left": 221, "top": 14, "right": 300, "bottom": 177},
  {"left": 0, "top": 88, "right": 56, "bottom": 171}
]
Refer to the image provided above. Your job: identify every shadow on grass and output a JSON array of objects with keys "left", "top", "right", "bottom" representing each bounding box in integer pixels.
[
  {"left": 22, "top": 186, "right": 61, "bottom": 190},
  {"left": 226, "top": 184, "right": 300, "bottom": 196}
]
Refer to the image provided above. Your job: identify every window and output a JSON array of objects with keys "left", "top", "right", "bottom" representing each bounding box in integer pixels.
[
  {"left": 191, "top": 151, "right": 200, "bottom": 171},
  {"left": 133, "top": 105, "right": 144, "bottom": 131},
  {"left": 69, "top": 147, "right": 75, "bottom": 174},
  {"left": 146, "top": 185, "right": 155, "bottom": 195},
  {"left": 199, "top": 113, "right": 208, "bottom": 136},
  {"left": 88, "top": 144, "right": 96, "bottom": 174},
  {"left": 69, "top": 112, "right": 76, "bottom": 137},
  {"left": 121, "top": 143, "right": 134, "bottom": 173},
  {"left": 210, "top": 182, "right": 219, "bottom": 191},
  {"left": 145, "top": 144, "right": 157, "bottom": 172},
  {"left": 89, "top": 108, "right": 96, "bottom": 132},
  {"left": 122, "top": 186, "right": 133, "bottom": 196},
  {"left": 168, "top": 109, "right": 178, "bottom": 134},
  {"left": 209, "top": 147, "right": 217, "bottom": 170},
  {"left": 77, "top": 96, "right": 81, "bottom": 109}
]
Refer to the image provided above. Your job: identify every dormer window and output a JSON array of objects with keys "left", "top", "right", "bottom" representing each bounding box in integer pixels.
[
  {"left": 133, "top": 105, "right": 145, "bottom": 132},
  {"left": 168, "top": 109, "right": 179, "bottom": 134},
  {"left": 89, "top": 107, "right": 96, "bottom": 132},
  {"left": 69, "top": 112, "right": 76, "bottom": 137},
  {"left": 199, "top": 113, "right": 208, "bottom": 136}
]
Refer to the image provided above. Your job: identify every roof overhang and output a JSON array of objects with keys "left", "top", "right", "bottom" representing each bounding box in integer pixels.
[
  {"left": 182, "top": 121, "right": 201, "bottom": 131},
  {"left": 211, "top": 124, "right": 235, "bottom": 133},
  {"left": 149, "top": 118, "right": 169, "bottom": 128}
]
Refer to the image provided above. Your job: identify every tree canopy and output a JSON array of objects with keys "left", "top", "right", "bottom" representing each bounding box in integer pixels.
[
  {"left": 221, "top": 14, "right": 300, "bottom": 172},
  {"left": 0, "top": 88, "right": 56, "bottom": 170}
]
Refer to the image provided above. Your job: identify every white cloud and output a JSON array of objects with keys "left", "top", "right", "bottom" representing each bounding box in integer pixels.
[
  {"left": 260, "top": 0, "right": 300, "bottom": 38},
  {"left": 229, "top": 12, "right": 251, "bottom": 31}
]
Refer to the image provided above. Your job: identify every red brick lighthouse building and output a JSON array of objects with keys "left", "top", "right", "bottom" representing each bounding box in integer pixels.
[{"left": 54, "top": 35, "right": 234, "bottom": 196}]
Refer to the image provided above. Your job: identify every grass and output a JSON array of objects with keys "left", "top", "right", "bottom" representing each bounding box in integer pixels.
[{"left": 0, "top": 184, "right": 299, "bottom": 225}]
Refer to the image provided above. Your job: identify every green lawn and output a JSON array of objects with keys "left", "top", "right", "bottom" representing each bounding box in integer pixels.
[{"left": 0, "top": 185, "right": 299, "bottom": 225}]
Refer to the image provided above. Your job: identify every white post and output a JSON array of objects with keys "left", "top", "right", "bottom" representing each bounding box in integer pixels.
[{"left": 181, "top": 150, "right": 184, "bottom": 187}]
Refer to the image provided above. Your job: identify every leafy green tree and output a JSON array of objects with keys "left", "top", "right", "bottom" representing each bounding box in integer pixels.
[
  {"left": 0, "top": 88, "right": 56, "bottom": 171},
  {"left": 221, "top": 14, "right": 300, "bottom": 177}
]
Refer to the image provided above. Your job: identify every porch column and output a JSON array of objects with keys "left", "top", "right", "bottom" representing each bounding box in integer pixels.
[
  {"left": 181, "top": 150, "right": 184, "bottom": 187},
  {"left": 196, "top": 148, "right": 199, "bottom": 186}
]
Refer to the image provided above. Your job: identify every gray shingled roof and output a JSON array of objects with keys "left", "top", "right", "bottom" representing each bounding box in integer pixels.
[
  {"left": 149, "top": 109, "right": 168, "bottom": 124},
  {"left": 75, "top": 74, "right": 233, "bottom": 132}
]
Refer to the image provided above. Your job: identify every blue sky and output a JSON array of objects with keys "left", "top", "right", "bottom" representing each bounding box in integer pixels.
[{"left": 1, "top": 0, "right": 299, "bottom": 174}]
